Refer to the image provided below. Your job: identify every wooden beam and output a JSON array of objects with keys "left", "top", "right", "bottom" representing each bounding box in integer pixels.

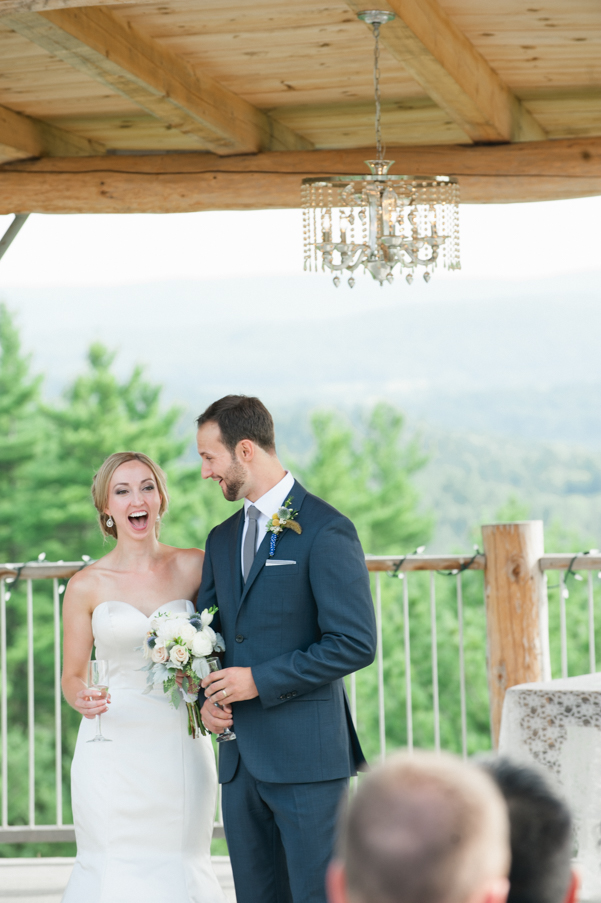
[
  {"left": 2, "top": 8, "right": 311, "bottom": 156},
  {"left": 0, "top": 0, "right": 128, "bottom": 11},
  {"left": 1, "top": 137, "right": 601, "bottom": 213},
  {"left": 0, "top": 102, "right": 104, "bottom": 160},
  {"left": 482, "top": 522, "right": 550, "bottom": 748},
  {"left": 539, "top": 554, "right": 601, "bottom": 571},
  {"left": 365, "top": 554, "right": 485, "bottom": 572},
  {"left": 0, "top": 214, "right": 29, "bottom": 260},
  {"left": 345, "top": 0, "right": 545, "bottom": 144}
]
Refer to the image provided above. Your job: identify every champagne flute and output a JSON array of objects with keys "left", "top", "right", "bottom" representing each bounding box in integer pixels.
[
  {"left": 206, "top": 656, "right": 236, "bottom": 743},
  {"left": 87, "top": 659, "right": 112, "bottom": 743}
]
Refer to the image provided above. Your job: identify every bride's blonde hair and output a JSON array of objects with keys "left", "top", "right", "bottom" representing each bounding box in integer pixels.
[{"left": 92, "top": 451, "right": 169, "bottom": 539}]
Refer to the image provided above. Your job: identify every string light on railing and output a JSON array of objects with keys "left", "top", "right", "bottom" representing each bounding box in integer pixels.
[
  {"left": 548, "top": 549, "right": 600, "bottom": 593},
  {"left": 37, "top": 552, "right": 45, "bottom": 561},
  {"left": 438, "top": 545, "right": 481, "bottom": 578},
  {"left": 390, "top": 545, "right": 426, "bottom": 579}
]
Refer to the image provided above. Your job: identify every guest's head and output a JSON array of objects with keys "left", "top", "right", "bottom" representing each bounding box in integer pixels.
[
  {"left": 482, "top": 758, "right": 577, "bottom": 903},
  {"left": 196, "top": 395, "right": 282, "bottom": 502},
  {"left": 328, "top": 751, "right": 510, "bottom": 903},
  {"left": 92, "top": 451, "right": 168, "bottom": 540}
]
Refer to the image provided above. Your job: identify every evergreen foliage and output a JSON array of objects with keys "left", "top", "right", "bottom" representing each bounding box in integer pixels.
[{"left": 0, "top": 304, "right": 42, "bottom": 561}]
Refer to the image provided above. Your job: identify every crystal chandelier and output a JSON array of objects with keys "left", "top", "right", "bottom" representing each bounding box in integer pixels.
[{"left": 302, "top": 10, "right": 461, "bottom": 287}]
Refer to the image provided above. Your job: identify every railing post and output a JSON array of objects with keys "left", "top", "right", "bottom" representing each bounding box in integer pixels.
[{"left": 482, "top": 520, "right": 550, "bottom": 748}]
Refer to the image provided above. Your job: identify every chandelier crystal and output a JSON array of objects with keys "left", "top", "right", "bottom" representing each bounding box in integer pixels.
[{"left": 302, "top": 10, "right": 461, "bottom": 287}]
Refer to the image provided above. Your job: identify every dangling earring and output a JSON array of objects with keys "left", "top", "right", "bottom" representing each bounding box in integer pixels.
[
  {"left": 106, "top": 516, "right": 114, "bottom": 528},
  {"left": 156, "top": 515, "right": 161, "bottom": 521}
]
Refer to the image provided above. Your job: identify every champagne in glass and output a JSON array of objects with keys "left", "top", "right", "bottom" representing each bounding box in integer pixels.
[
  {"left": 206, "top": 656, "right": 236, "bottom": 743},
  {"left": 87, "top": 659, "right": 112, "bottom": 743}
]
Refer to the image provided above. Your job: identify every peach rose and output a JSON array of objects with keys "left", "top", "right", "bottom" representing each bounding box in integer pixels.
[
  {"left": 169, "top": 644, "right": 189, "bottom": 666},
  {"left": 151, "top": 644, "right": 169, "bottom": 664}
]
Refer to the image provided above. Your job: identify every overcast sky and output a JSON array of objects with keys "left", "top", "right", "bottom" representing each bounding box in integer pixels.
[{"left": 1, "top": 195, "right": 601, "bottom": 288}]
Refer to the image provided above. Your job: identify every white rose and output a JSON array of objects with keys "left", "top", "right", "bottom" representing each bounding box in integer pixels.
[
  {"left": 191, "top": 630, "right": 214, "bottom": 657},
  {"left": 202, "top": 625, "right": 216, "bottom": 646},
  {"left": 200, "top": 608, "right": 214, "bottom": 628},
  {"left": 151, "top": 645, "right": 169, "bottom": 664},
  {"left": 159, "top": 618, "right": 192, "bottom": 644},
  {"left": 169, "top": 644, "right": 189, "bottom": 665},
  {"left": 178, "top": 622, "right": 197, "bottom": 645}
]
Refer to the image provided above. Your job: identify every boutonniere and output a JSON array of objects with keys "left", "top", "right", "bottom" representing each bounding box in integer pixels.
[{"left": 266, "top": 497, "right": 301, "bottom": 557}]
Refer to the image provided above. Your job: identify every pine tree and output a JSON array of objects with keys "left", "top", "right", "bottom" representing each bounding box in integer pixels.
[
  {"left": 0, "top": 303, "right": 42, "bottom": 561},
  {"left": 13, "top": 343, "right": 195, "bottom": 562},
  {"left": 294, "top": 403, "right": 432, "bottom": 554}
]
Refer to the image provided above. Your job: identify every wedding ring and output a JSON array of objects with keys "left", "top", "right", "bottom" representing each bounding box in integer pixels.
[{"left": 222, "top": 689, "right": 228, "bottom": 699}]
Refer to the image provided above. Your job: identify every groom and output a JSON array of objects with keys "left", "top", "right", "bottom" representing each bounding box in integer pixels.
[{"left": 196, "top": 395, "right": 376, "bottom": 903}]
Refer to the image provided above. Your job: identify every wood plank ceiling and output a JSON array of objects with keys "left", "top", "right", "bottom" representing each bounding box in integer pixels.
[{"left": 0, "top": 0, "right": 600, "bottom": 212}]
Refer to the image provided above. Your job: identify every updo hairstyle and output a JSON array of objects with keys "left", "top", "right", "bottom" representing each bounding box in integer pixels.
[{"left": 91, "top": 451, "right": 169, "bottom": 539}]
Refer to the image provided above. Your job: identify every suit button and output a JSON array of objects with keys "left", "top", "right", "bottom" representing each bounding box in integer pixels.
[
  {"left": 279, "top": 694, "right": 286, "bottom": 700},
  {"left": 235, "top": 635, "right": 244, "bottom": 643},
  {"left": 286, "top": 692, "right": 293, "bottom": 699},
  {"left": 291, "top": 691, "right": 298, "bottom": 697}
]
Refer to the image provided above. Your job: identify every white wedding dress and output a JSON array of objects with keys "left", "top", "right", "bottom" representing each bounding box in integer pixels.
[{"left": 62, "top": 599, "right": 226, "bottom": 903}]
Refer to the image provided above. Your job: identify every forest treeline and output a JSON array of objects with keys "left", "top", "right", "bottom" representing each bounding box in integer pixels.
[{"left": 0, "top": 303, "right": 595, "bottom": 857}]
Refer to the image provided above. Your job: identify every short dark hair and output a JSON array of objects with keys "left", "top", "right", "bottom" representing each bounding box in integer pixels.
[
  {"left": 482, "top": 758, "right": 572, "bottom": 903},
  {"left": 196, "top": 395, "right": 276, "bottom": 454}
]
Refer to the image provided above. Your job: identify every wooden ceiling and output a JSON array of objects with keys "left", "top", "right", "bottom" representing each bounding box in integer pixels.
[{"left": 1, "top": 0, "right": 600, "bottom": 213}]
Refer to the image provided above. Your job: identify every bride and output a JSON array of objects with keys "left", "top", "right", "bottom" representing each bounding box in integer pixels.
[{"left": 61, "top": 451, "right": 225, "bottom": 903}]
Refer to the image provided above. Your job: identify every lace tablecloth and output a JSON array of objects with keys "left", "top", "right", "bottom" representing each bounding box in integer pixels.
[{"left": 499, "top": 673, "right": 601, "bottom": 902}]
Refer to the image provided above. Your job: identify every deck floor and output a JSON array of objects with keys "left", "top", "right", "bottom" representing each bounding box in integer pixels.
[{"left": 0, "top": 856, "right": 236, "bottom": 902}]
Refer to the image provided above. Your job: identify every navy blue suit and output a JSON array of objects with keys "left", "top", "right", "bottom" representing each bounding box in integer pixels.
[{"left": 197, "top": 480, "right": 376, "bottom": 903}]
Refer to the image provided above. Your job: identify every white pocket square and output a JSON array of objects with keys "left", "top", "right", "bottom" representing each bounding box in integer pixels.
[{"left": 265, "top": 559, "right": 297, "bottom": 567}]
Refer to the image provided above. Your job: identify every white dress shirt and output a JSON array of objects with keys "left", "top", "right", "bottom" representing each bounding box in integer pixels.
[{"left": 241, "top": 471, "right": 295, "bottom": 573}]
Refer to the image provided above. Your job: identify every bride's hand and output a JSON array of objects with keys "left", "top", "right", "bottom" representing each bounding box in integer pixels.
[{"left": 74, "top": 687, "right": 111, "bottom": 719}]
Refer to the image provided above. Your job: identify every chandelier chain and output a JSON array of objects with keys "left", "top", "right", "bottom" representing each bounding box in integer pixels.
[{"left": 373, "top": 22, "right": 383, "bottom": 161}]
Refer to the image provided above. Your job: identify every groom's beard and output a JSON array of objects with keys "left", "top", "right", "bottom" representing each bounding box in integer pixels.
[{"left": 220, "top": 458, "right": 247, "bottom": 501}]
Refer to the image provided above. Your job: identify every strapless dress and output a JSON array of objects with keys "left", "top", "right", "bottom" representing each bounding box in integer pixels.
[{"left": 62, "top": 599, "right": 225, "bottom": 903}]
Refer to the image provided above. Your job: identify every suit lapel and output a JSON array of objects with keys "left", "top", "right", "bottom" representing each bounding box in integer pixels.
[
  {"left": 237, "top": 481, "right": 308, "bottom": 612},
  {"left": 229, "top": 508, "right": 244, "bottom": 604}
]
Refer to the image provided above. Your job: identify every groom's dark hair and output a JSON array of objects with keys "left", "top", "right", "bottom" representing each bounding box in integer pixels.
[{"left": 196, "top": 395, "right": 276, "bottom": 454}]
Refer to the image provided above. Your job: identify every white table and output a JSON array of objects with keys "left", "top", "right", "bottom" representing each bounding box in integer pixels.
[{"left": 499, "top": 673, "right": 601, "bottom": 903}]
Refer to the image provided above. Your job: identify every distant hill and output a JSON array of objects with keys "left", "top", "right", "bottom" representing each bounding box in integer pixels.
[
  {"left": 3, "top": 270, "right": 601, "bottom": 445},
  {"left": 3, "top": 270, "right": 601, "bottom": 552},
  {"left": 412, "top": 428, "right": 601, "bottom": 552}
]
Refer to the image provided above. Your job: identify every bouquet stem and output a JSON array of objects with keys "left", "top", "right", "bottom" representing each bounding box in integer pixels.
[{"left": 186, "top": 702, "right": 206, "bottom": 738}]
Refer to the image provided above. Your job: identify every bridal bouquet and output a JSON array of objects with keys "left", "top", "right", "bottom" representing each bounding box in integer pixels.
[{"left": 139, "top": 607, "right": 225, "bottom": 738}]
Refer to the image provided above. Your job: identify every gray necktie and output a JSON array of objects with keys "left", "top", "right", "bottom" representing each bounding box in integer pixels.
[{"left": 243, "top": 506, "right": 260, "bottom": 583}]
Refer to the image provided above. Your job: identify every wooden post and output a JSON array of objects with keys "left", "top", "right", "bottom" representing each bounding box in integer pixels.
[{"left": 482, "top": 521, "right": 550, "bottom": 748}]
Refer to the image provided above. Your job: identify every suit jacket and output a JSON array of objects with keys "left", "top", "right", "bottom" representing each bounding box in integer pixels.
[{"left": 196, "top": 480, "right": 377, "bottom": 784}]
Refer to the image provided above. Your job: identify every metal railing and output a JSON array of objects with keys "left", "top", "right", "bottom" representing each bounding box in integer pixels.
[
  {"left": 540, "top": 553, "right": 601, "bottom": 680},
  {"left": 1, "top": 548, "right": 600, "bottom": 845}
]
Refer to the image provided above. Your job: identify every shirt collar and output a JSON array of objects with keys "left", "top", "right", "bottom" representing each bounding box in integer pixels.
[{"left": 244, "top": 471, "right": 295, "bottom": 520}]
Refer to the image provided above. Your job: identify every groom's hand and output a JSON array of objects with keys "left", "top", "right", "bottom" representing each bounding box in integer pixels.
[
  {"left": 200, "top": 696, "right": 233, "bottom": 734},
  {"left": 202, "top": 667, "right": 259, "bottom": 704}
]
